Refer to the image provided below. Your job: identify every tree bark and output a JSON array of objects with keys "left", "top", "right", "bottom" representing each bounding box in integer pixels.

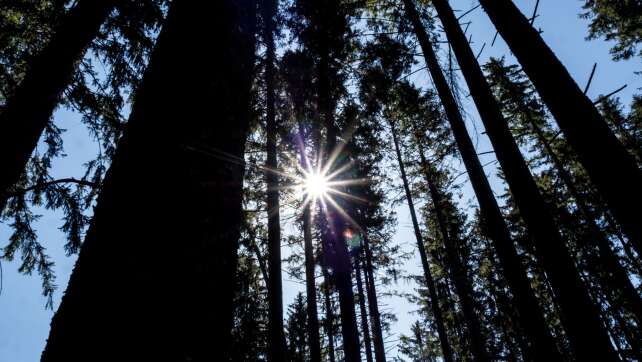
[
  {"left": 402, "top": 1, "right": 562, "bottom": 360},
  {"left": 478, "top": 0, "right": 642, "bottom": 258},
  {"left": 389, "top": 119, "right": 455, "bottom": 362},
  {"left": 429, "top": 1, "right": 618, "bottom": 359},
  {"left": 355, "top": 257, "right": 374, "bottom": 362},
  {"left": 41, "top": 1, "right": 256, "bottom": 360},
  {"left": 362, "top": 235, "right": 387, "bottom": 362},
  {"left": 322, "top": 265, "right": 337, "bottom": 362},
  {"left": 261, "top": 0, "right": 286, "bottom": 360},
  {"left": 303, "top": 203, "right": 323, "bottom": 362},
  {"left": 0, "top": 0, "right": 116, "bottom": 210},
  {"left": 316, "top": 6, "right": 361, "bottom": 360}
]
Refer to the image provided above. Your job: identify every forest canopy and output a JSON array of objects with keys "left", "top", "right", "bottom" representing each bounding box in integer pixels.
[{"left": 0, "top": 0, "right": 641, "bottom": 361}]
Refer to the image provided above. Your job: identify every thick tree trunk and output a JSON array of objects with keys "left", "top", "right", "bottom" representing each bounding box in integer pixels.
[
  {"left": 322, "top": 265, "right": 337, "bottom": 362},
  {"left": 402, "top": 1, "right": 562, "bottom": 360},
  {"left": 362, "top": 235, "right": 387, "bottom": 362},
  {"left": 261, "top": 0, "right": 286, "bottom": 360},
  {"left": 478, "top": 0, "right": 642, "bottom": 257},
  {"left": 0, "top": 0, "right": 116, "bottom": 210},
  {"left": 430, "top": 1, "right": 618, "bottom": 359},
  {"left": 355, "top": 257, "right": 374, "bottom": 362},
  {"left": 41, "top": 1, "right": 256, "bottom": 360},
  {"left": 389, "top": 119, "right": 455, "bottom": 362},
  {"left": 303, "top": 203, "right": 323, "bottom": 362}
]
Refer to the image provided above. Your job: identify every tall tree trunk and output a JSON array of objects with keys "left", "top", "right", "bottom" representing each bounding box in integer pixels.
[
  {"left": 402, "top": 2, "right": 562, "bottom": 360},
  {"left": 355, "top": 257, "right": 374, "bottom": 362},
  {"left": 397, "top": 120, "right": 489, "bottom": 361},
  {"left": 0, "top": 0, "right": 116, "bottom": 210},
  {"left": 362, "top": 235, "right": 387, "bottom": 362},
  {"left": 322, "top": 265, "right": 337, "bottom": 362},
  {"left": 261, "top": 0, "right": 286, "bottom": 360},
  {"left": 303, "top": 203, "right": 323, "bottom": 362},
  {"left": 316, "top": 13, "right": 361, "bottom": 362},
  {"left": 389, "top": 119, "right": 455, "bottom": 362},
  {"left": 429, "top": 1, "right": 618, "bottom": 359},
  {"left": 478, "top": 0, "right": 642, "bottom": 257},
  {"left": 41, "top": 0, "right": 256, "bottom": 360}
]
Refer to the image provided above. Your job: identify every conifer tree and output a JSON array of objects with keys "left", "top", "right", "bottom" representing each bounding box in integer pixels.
[
  {"left": 286, "top": 293, "right": 310, "bottom": 362},
  {"left": 231, "top": 250, "right": 269, "bottom": 362},
  {"left": 399, "top": 1, "right": 562, "bottom": 359},
  {"left": 290, "top": 0, "right": 362, "bottom": 359},
  {"left": 484, "top": 58, "right": 642, "bottom": 329},
  {"left": 429, "top": 1, "right": 618, "bottom": 359},
  {"left": 281, "top": 49, "right": 323, "bottom": 362},
  {"left": 0, "top": 0, "right": 117, "bottom": 209},
  {"left": 260, "top": 0, "right": 287, "bottom": 360},
  {"left": 478, "top": 0, "right": 642, "bottom": 257},
  {"left": 581, "top": 0, "right": 642, "bottom": 61},
  {"left": 388, "top": 116, "right": 455, "bottom": 362},
  {"left": 1, "top": 0, "right": 164, "bottom": 305},
  {"left": 41, "top": 0, "right": 256, "bottom": 359}
]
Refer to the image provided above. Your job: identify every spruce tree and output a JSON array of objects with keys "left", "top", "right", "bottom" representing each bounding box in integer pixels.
[
  {"left": 41, "top": 0, "right": 256, "bottom": 359},
  {"left": 0, "top": 0, "right": 117, "bottom": 209},
  {"left": 400, "top": 1, "right": 562, "bottom": 359},
  {"left": 478, "top": 0, "right": 642, "bottom": 258},
  {"left": 261, "top": 0, "right": 287, "bottom": 360}
]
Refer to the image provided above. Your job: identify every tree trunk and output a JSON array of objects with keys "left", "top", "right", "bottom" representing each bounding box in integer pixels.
[
  {"left": 322, "top": 265, "right": 337, "bottom": 362},
  {"left": 429, "top": 1, "right": 618, "bottom": 359},
  {"left": 402, "top": 1, "right": 562, "bottom": 360},
  {"left": 398, "top": 122, "right": 489, "bottom": 362},
  {"left": 362, "top": 234, "right": 387, "bottom": 362},
  {"left": 355, "top": 257, "right": 374, "bottom": 362},
  {"left": 303, "top": 203, "right": 323, "bottom": 362},
  {"left": 317, "top": 14, "right": 361, "bottom": 362},
  {"left": 41, "top": 1, "right": 256, "bottom": 360},
  {"left": 389, "top": 119, "right": 455, "bottom": 362},
  {"left": 262, "top": 0, "right": 286, "bottom": 360},
  {"left": 478, "top": 0, "right": 642, "bottom": 257},
  {"left": 0, "top": 0, "right": 116, "bottom": 210}
]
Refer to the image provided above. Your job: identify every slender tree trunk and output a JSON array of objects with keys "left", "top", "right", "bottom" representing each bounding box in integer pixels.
[
  {"left": 303, "top": 203, "right": 323, "bottom": 362},
  {"left": 322, "top": 265, "right": 337, "bottom": 362},
  {"left": 478, "top": 0, "right": 642, "bottom": 257},
  {"left": 262, "top": 0, "right": 286, "bottom": 360},
  {"left": 389, "top": 119, "right": 455, "bottom": 362},
  {"left": 250, "top": 236, "right": 270, "bottom": 286},
  {"left": 316, "top": 11, "right": 361, "bottom": 362},
  {"left": 41, "top": 1, "right": 256, "bottom": 360},
  {"left": 430, "top": 1, "right": 618, "bottom": 359},
  {"left": 362, "top": 235, "right": 387, "bottom": 362},
  {"left": 401, "top": 1, "right": 563, "bottom": 360},
  {"left": 355, "top": 257, "right": 374, "bottom": 362},
  {"left": 395, "top": 120, "right": 489, "bottom": 361},
  {"left": 0, "top": 0, "right": 116, "bottom": 210}
]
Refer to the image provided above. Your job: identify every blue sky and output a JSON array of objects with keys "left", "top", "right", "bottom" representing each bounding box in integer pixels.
[{"left": 1, "top": 1, "right": 640, "bottom": 361}]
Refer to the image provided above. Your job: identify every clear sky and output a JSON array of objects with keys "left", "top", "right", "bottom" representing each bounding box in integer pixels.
[{"left": 1, "top": 1, "right": 640, "bottom": 361}]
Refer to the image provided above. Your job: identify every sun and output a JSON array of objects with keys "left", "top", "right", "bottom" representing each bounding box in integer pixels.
[{"left": 304, "top": 171, "right": 330, "bottom": 198}]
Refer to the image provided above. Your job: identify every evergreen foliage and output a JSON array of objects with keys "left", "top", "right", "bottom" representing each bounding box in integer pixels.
[{"left": 0, "top": 0, "right": 639, "bottom": 360}]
